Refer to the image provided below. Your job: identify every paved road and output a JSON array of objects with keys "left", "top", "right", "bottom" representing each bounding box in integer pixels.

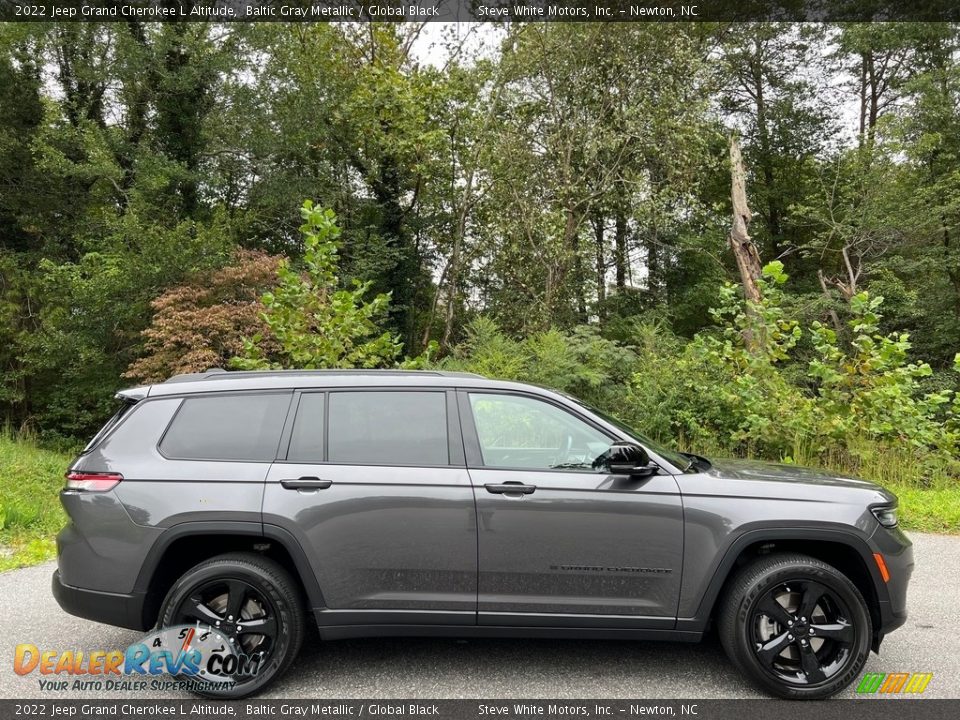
[{"left": 1, "top": 533, "right": 957, "bottom": 699}]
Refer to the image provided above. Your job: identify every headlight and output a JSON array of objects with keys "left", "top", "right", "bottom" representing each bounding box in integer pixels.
[{"left": 871, "top": 505, "right": 899, "bottom": 528}]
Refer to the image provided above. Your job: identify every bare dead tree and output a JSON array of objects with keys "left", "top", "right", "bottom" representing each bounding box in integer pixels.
[
  {"left": 728, "top": 134, "right": 763, "bottom": 304},
  {"left": 727, "top": 134, "right": 765, "bottom": 351}
]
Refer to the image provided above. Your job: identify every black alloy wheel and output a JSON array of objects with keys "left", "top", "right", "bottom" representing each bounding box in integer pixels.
[
  {"left": 750, "top": 579, "right": 856, "bottom": 686},
  {"left": 718, "top": 553, "right": 872, "bottom": 699},
  {"left": 173, "top": 576, "right": 280, "bottom": 679},
  {"left": 159, "top": 553, "right": 305, "bottom": 698}
]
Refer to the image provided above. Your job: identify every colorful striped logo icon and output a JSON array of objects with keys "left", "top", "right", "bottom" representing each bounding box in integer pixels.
[{"left": 856, "top": 672, "right": 933, "bottom": 694}]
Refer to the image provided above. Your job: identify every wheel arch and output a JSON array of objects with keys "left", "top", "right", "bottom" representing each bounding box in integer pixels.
[
  {"left": 679, "top": 528, "right": 886, "bottom": 641},
  {"left": 133, "top": 521, "right": 325, "bottom": 629}
]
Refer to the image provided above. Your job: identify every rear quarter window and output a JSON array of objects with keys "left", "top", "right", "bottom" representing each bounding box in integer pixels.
[
  {"left": 81, "top": 402, "right": 135, "bottom": 454},
  {"left": 159, "top": 393, "right": 291, "bottom": 462}
]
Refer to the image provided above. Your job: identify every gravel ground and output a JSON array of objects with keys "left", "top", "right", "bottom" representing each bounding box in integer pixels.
[{"left": 0, "top": 532, "right": 956, "bottom": 699}]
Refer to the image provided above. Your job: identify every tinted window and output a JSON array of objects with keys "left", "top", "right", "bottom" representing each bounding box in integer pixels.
[
  {"left": 82, "top": 401, "right": 135, "bottom": 454},
  {"left": 328, "top": 391, "right": 448, "bottom": 465},
  {"left": 160, "top": 393, "right": 290, "bottom": 461},
  {"left": 287, "top": 393, "right": 325, "bottom": 462},
  {"left": 469, "top": 393, "right": 612, "bottom": 470}
]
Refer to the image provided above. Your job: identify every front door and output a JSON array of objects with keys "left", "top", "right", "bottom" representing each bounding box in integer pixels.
[
  {"left": 263, "top": 388, "right": 477, "bottom": 627},
  {"left": 461, "top": 391, "right": 684, "bottom": 628}
]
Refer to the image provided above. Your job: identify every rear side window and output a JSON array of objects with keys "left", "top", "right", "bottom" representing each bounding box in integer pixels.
[
  {"left": 327, "top": 391, "right": 448, "bottom": 466},
  {"left": 160, "top": 393, "right": 290, "bottom": 462},
  {"left": 287, "top": 393, "right": 325, "bottom": 462}
]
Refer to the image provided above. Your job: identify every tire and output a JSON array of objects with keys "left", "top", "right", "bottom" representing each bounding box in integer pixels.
[
  {"left": 717, "top": 553, "right": 872, "bottom": 700},
  {"left": 158, "top": 552, "right": 306, "bottom": 699}
]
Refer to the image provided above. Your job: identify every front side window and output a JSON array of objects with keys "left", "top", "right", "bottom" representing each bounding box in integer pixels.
[
  {"left": 327, "top": 391, "right": 448, "bottom": 466},
  {"left": 160, "top": 393, "right": 290, "bottom": 462},
  {"left": 468, "top": 393, "right": 612, "bottom": 470}
]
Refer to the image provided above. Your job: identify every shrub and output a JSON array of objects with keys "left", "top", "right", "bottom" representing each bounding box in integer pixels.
[
  {"left": 232, "top": 202, "right": 402, "bottom": 370},
  {"left": 441, "top": 318, "right": 636, "bottom": 410},
  {"left": 624, "top": 262, "right": 960, "bottom": 471},
  {"left": 624, "top": 263, "right": 816, "bottom": 457},
  {"left": 809, "top": 292, "right": 955, "bottom": 452},
  {"left": 125, "top": 250, "right": 283, "bottom": 384}
]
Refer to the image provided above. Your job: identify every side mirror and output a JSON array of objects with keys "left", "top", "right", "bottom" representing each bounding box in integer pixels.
[{"left": 593, "top": 442, "right": 658, "bottom": 477}]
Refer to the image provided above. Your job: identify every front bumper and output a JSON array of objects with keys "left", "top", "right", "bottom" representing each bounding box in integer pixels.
[
  {"left": 51, "top": 570, "right": 150, "bottom": 631},
  {"left": 870, "top": 524, "right": 914, "bottom": 644}
]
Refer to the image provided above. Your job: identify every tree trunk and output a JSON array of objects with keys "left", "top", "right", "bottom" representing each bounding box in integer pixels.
[
  {"left": 593, "top": 214, "right": 606, "bottom": 322},
  {"left": 752, "top": 59, "right": 782, "bottom": 255},
  {"left": 543, "top": 207, "right": 581, "bottom": 327},
  {"left": 644, "top": 223, "right": 661, "bottom": 302},
  {"left": 858, "top": 53, "right": 868, "bottom": 141},
  {"left": 728, "top": 134, "right": 763, "bottom": 307},
  {"left": 614, "top": 210, "right": 627, "bottom": 290},
  {"left": 941, "top": 215, "right": 960, "bottom": 316},
  {"left": 440, "top": 167, "right": 472, "bottom": 351},
  {"left": 440, "top": 72, "right": 506, "bottom": 349},
  {"left": 420, "top": 259, "right": 450, "bottom": 350},
  {"left": 817, "top": 268, "right": 844, "bottom": 334},
  {"left": 867, "top": 53, "right": 880, "bottom": 135},
  {"left": 572, "top": 229, "right": 587, "bottom": 322}
]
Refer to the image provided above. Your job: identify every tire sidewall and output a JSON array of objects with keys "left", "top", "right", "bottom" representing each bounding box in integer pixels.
[
  {"left": 731, "top": 561, "right": 872, "bottom": 699},
  {"left": 159, "top": 559, "right": 299, "bottom": 699}
]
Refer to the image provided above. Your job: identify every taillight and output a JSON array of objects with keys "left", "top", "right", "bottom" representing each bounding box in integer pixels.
[{"left": 65, "top": 471, "right": 123, "bottom": 492}]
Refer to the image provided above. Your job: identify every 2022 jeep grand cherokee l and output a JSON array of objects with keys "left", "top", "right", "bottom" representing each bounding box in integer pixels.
[{"left": 53, "top": 369, "right": 913, "bottom": 699}]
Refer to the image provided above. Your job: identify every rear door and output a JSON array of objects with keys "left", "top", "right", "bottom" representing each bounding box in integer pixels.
[
  {"left": 263, "top": 388, "right": 477, "bottom": 627},
  {"left": 461, "top": 390, "right": 684, "bottom": 628}
]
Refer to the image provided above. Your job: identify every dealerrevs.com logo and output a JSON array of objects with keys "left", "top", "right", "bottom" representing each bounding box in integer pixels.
[
  {"left": 856, "top": 672, "right": 933, "bottom": 695},
  {"left": 13, "top": 625, "right": 261, "bottom": 692}
]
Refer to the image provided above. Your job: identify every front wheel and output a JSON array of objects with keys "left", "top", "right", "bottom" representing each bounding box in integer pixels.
[
  {"left": 158, "top": 552, "right": 305, "bottom": 698},
  {"left": 717, "top": 553, "right": 872, "bottom": 699}
]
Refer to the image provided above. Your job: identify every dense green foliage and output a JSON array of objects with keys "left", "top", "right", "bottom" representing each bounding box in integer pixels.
[
  {"left": 232, "top": 202, "right": 404, "bottom": 370},
  {"left": 1, "top": 22, "right": 959, "bottom": 500},
  {"left": 444, "top": 261, "right": 960, "bottom": 485}
]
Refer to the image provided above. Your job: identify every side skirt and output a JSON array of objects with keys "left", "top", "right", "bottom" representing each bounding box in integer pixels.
[{"left": 313, "top": 611, "right": 702, "bottom": 643}]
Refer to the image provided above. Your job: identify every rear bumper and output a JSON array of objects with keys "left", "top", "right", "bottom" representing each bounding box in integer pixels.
[{"left": 51, "top": 570, "right": 150, "bottom": 632}]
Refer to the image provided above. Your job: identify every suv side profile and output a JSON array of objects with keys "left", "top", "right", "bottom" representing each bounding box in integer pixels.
[{"left": 53, "top": 369, "right": 913, "bottom": 699}]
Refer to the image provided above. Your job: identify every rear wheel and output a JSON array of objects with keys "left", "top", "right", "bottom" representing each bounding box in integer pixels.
[
  {"left": 159, "top": 552, "right": 305, "bottom": 698},
  {"left": 717, "top": 553, "right": 872, "bottom": 699}
]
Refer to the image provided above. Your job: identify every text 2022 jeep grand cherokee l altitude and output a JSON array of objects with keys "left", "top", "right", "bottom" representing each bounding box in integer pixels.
[{"left": 53, "top": 369, "right": 913, "bottom": 699}]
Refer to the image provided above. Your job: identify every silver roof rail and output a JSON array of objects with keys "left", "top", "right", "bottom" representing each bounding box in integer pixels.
[{"left": 163, "top": 368, "right": 484, "bottom": 383}]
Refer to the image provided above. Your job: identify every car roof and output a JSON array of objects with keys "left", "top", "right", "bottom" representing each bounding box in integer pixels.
[{"left": 130, "top": 368, "right": 545, "bottom": 399}]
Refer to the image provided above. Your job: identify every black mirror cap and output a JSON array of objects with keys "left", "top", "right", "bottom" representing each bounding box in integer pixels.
[{"left": 594, "top": 442, "right": 655, "bottom": 475}]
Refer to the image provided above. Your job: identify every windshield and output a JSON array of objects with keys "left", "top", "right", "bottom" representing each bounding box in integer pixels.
[{"left": 566, "top": 397, "right": 693, "bottom": 471}]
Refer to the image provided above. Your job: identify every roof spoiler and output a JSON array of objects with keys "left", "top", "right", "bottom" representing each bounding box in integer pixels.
[{"left": 115, "top": 386, "right": 149, "bottom": 403}]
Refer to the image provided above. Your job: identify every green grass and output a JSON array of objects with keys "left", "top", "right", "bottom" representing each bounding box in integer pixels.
[
  {"left": 683, "top": 434, "right": 960, "bottom": 534},
  {"left": 0, "top": 434, "right": 71, "bottom": 572},
  {"left": 0, "top": 432, "right": 956, "bottom": 573},
  {"left": 887, "top": 484, "right": 960, "bottom": 533},
  {"left": 788, "top": 441, "right": 960, "bottom": 533}
]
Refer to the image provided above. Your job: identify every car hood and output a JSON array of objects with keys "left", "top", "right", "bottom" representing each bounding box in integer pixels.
[{"left": 706, "top": 457, "right": 883, "bottom": 492}]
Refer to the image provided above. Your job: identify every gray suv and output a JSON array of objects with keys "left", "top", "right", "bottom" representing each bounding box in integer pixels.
[{"left": 53, "top": 369, "right": 912, "bottom": 699}]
